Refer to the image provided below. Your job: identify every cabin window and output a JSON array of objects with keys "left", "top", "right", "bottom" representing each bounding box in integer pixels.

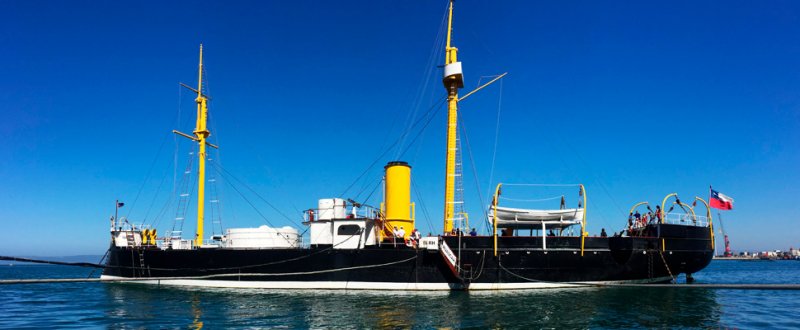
[{"left": 337, "top": 225, "right": 361, "bottom": 235}]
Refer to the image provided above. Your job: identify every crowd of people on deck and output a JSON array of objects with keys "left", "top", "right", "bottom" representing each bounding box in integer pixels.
[
  {"left": 388, "top": 225, "right": 483, "bottom": 247},
  {"left": 623, "top": 205, "right": 664, "bottom": 237},
  {"left": 444, "top": 228, "right": 479, "bottom": 237},
  {"left": 628, "top": 205, "right": 662, "bottom": 229}
]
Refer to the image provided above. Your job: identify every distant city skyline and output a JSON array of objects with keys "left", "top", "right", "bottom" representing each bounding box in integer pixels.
[{"left": 1, "top": 0, "right": 798, "bottom": 255}]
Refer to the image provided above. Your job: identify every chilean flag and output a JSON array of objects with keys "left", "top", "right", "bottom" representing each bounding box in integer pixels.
[{"left": 710, "top": 187, "right": 734, "bottom": 210}]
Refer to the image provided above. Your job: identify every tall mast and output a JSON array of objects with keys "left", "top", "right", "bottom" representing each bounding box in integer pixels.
[
  {"left": 174, "top": 44, "right": 217, "bottom": 247},
  {"left": 442, "top": 0, "right": 464, "bottom": 234},
  {"left": 194, "top": 45, "right": 210, "bottom": 247}
]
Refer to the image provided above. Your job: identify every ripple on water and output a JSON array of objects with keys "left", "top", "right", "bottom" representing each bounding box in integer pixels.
[{"left": 1, "top": 262, "right": 799, "bottom": 328}]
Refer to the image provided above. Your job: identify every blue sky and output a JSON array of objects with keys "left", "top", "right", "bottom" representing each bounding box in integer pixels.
[{"left": 1, "top": 1, "right": 798, "bottom": 256}]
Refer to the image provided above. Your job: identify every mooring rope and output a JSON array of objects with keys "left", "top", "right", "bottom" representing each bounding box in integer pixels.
[
  {"left": 0, "top": 227, "right": 368, "bottom": 273},
  {"left": 149, "top": 255, "right": 417, "bottom": 279},
  {"left": 497, "top": 260, "right": 547, "bottom": 283},
  {"left": 658, "top": 250, "right": 676, "bottom": 283},
  {"left": 0, "top": 256, "right": 106, "bottom": 269}
]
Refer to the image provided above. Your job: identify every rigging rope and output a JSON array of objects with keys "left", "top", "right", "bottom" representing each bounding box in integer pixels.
[
  {"left": 206, "top": 102, "right": 226, "bottom": 236},
  {"left": 121, "top": 77, "right": 188, "bottom": 225},
  {"left": 338, "top": 96, "right": 447, "bottom": 198},
  {"left": 341, "top": 6, "right": 449, "bottom": 199},
  {"left": 209, "top": 165, "right": 289, "bottom": 240},
  {"left": 359, "top": 177, "right": 384, "bottom": 207},
  {"left": 173, "top": 84, "right": 182, "bottom": 214},
  {"left": 165, "top": 149, "right": 199, "bottom": 235},
  {"left": 458, "top": 110, "right": 489, "bottom": 233},
  {"left": 125, "top": 131, "right": 174, "bottom": 220},
  {"left": 394, "top": 3, "right": 449, "bottom": 159},
  {"left": 141, "top": 162, "right": 171, "bottom": 225},
  {"left": 207, "top": 163, "right": 294, "bottom": 242},
  {"left": 485, "top": 77, "right": 503, "bottom": 205},
  {"left": 396, "top": 98, "right": 447, "bottom": 159},
  {"left": 411, "top": 178, "right": 436, "bottom": 235},
  {"left": 151, "top": 180, "right": 177, "bottom": 230},
  {"left": 208, "top": 160, "right": 300, "bottom": 227},
  {"left": 559, "top": 139, "right": 627, "bottom": 220}
]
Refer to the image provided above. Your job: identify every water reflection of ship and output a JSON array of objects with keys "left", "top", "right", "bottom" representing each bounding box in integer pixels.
[
  {"left": 101, "top": 285, "right": 721, "bottom": 328},
  {"left": 469, "top": 288, "right": 721, "bottom": 328},
  {"left": 190, "top": 293, "right": 203, "bottom": 330}
]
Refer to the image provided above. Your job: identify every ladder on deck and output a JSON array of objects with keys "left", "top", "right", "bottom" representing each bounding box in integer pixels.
[
  {"left": 125, "top": 231, "right": 136, "bottom": 247},
  {"left": 453, "top": 131, "right": 465, "bottom": 230}
]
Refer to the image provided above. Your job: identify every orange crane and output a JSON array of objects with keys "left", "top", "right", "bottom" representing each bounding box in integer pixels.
[{"left": 718, "top": 213, "right": 732, "bottom": 257}]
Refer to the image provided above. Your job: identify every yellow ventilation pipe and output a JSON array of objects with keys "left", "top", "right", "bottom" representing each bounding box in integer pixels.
[{"left": 384, "top": 161, "right": 414, "bottom": 240}]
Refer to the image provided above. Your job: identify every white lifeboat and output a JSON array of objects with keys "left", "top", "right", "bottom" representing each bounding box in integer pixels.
[{"left": 489, "top": 205, "right": 583, "bottom": 229}]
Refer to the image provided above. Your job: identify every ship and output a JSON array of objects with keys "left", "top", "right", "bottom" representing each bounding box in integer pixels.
[{"left": 101, "top": 1, "right": 714, "bottom": 290}]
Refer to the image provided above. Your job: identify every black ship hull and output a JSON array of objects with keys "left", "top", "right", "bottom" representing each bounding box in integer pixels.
[{"left": 102, "top": 224, "right": 712, "bottom": 290}]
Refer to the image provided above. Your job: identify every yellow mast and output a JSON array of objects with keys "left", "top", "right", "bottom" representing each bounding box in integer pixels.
[
  {"left": 442, "top": 0, "right": 464, "bottom": 234},
  {"left": 174, "top": 44, "right": 216, "bottom": 247},
  {"left": 194, "top": 45, "right": 210, "bottom": 247}
]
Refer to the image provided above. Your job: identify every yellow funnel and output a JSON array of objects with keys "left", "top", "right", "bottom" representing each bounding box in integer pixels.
[{"left": 384, "top": 161, "right": 414, "bottom": 239}]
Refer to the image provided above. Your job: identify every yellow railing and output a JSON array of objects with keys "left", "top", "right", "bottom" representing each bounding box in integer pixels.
[
  {"left": 694, "top": 196, "right": 714, "bottom": 250},
  {"left": 660, "top": 193, "right": 678, "bottom": 224},
  {"left": 580, "top": 184, "right": 587, "bottom": 256},
  {"left": 628, "top": 201, "right": 650, "bottom": 216},
  {"left": 492, "top": 183, "right": 502, "bottom": 257}
]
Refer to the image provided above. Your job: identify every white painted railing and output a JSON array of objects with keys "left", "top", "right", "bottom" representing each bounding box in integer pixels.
[{"left": 663, "top": 213, "right": 709, "bottom": 227}]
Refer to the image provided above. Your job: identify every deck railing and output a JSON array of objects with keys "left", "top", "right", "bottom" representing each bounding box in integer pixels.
[
  {"left": 663, "top": 213, "right": 709, "bottom": 227},
  {"left": 303, "top": 205, "right": 381, "bottom": 222}
]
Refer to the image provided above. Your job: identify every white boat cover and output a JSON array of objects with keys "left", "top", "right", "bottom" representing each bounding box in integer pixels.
[{"left": 489, "top": 206, "right": 584, "bottom": 229}]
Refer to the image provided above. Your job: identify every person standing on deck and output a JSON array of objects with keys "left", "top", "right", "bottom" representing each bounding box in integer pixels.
[{"left": 655, "top": 205, "right": 663, "bottom": 223}]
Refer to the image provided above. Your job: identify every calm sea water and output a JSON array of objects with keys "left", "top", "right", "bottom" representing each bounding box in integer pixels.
[{"left": 1, "top": 260, "right": 799, "bottom": 329}]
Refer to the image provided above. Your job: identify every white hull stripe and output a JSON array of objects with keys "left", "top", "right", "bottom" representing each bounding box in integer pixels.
[{"left": 100, "top": 275, "right": 672, "bottom": 291}]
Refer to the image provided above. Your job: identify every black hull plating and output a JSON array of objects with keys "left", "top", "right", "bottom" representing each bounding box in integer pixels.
[{"left": 102, "top": 224, "right": 713, "bottom": 289}]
